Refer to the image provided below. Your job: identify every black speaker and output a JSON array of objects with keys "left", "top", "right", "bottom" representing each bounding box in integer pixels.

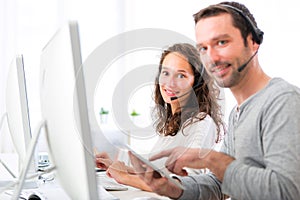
[{"left": 220, "top": 4, "right": 264, "bottom": 44}]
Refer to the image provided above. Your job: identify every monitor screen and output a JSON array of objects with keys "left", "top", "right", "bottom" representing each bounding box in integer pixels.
[
  {"left": 39, "top": 21, "right": 98, "bottom": 199},
  {"left": 6, "top": 55, "right": 36, "bottom": 174}
]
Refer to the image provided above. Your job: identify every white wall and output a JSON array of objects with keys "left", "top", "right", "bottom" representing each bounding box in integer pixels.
[{"left": 1, "top": 0, "right": 300, "bottom": 152}]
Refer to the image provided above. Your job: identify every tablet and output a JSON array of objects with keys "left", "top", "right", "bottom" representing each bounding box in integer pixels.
[{"left": 118, "top": 143, "right": 185, "bottom": 190}]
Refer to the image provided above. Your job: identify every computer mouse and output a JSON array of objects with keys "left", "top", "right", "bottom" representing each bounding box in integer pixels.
[{"left": 28, "top": 194, "right": 41, "bottom": 200}]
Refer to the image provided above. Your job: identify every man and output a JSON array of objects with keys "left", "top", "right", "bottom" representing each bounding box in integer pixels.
[{"left": 130, "top": 1, "right": 300, "bottom": 199}]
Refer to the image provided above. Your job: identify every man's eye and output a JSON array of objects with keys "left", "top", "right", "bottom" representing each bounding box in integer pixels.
[
  {"left": 198, "top": 47, "right": 207, "bottom": 53},
  {"left": 218, "top": 40, "right": 227, "bottom": 46}
]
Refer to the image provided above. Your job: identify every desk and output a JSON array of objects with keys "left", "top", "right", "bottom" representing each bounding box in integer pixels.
[
  {"left": 0, "top": 153, "right": 170, "bottom": 200},
  {"left": 0, "top": 180, "right": 170, "bottom": 200},
  {"left": 111, "top": 187, "right": 170, "bottom": 200}
]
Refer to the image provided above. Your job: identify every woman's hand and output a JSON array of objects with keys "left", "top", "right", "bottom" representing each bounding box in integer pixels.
[
  {"left": 107, "top": 160, "right": 152, "bottom": 191},
  {"left": 95, "top": 151, "right": 113, "bottom": 170},
  {"left": 129, "top": 151, "right": 183, "bottom": 198},
  {"left": 106, "top": 161, "right": 131, "bottom": 184}
]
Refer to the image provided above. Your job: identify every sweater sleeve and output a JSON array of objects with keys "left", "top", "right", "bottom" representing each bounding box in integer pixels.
[
  {"left": 222, "top": 92, "right": 300, "bottom": 199},
  {"left": 178, "top": 173, "right": 224, "bottom": 200}
]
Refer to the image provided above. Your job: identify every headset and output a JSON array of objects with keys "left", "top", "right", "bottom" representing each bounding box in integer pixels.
[{"left": 220, "top": 4, "right": 264, "bottom": 45}]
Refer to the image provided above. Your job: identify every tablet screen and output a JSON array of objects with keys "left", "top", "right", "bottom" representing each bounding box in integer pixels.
[{"left": 117, "top": 143, "right": 185, "bottom": 190}]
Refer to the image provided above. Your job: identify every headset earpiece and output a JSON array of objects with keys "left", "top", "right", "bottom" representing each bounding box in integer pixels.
[
  {"left": 254, "top": 28, "right": 264, "bottom": 44},
  {"left": 220, "top": 4, "right": 264, "bottom": 44}
]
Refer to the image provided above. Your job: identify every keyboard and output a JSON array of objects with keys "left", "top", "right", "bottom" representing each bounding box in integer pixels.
[{"left": 96, "top": 171, "right": 128, "bottom": 191}]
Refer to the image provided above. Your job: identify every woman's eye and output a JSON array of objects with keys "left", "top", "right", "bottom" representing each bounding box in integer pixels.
[
  {"left": 161, "top": 71, "right": 169, "bottom": 76},
  {"left": 177, "top": 74, "right": 185, "bottom": 78}
]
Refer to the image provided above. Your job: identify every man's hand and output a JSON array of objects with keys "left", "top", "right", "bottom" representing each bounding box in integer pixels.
[
  {"left": 149, "top": 147, "right": 207, "bottom": 176},
  {"left": 149, "top": 146, "right": 235, "bottom": 181}
]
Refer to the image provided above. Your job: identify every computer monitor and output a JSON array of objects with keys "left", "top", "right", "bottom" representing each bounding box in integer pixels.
[
  {"left": 0, "top": 55, "right": 38, "bottom": 191},
  {"left": 12, "top": 21, "right": 119, "bottom": 200},
  {"left": 38, "top": 21, "right": 99, "bottom": 199},
  {"left": 5, "top": 55, "right": 36, "bottom": 174}
]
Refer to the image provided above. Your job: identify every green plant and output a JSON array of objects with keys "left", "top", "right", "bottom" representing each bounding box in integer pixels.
[
  {"left": 99, "top": 107, "right": 109, "bottom": 115},
  {"left": 130, "top": 109, "right": 139, "bottom": 116}
]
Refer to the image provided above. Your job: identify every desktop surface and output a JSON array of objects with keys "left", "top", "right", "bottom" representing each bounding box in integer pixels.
[
  {"left": 0, "top": 153, "right": 170, "bottom": 200},
  {"left": 111, "top": 188, "right": 171, "bottom": 200}
]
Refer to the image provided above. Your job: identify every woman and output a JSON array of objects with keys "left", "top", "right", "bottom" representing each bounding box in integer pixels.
[{"left": 95, "top": 43, "right": 224, "bottom": 191}]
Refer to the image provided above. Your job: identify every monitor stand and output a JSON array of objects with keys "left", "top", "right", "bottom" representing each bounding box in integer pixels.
[
  {"left": 0, "top": 179, "right": 38, "bottom": 189},
  {"left": 0, "top": 113, "right": 38, "bottom": 191},
  {"left": 9, "top": 120, "right": 46, "bottom": 200}
]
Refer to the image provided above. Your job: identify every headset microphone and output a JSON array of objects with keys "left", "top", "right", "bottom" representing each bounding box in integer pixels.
[
  {"left": 170, "top": 75, "right": 202, "bottom": 101},
  {"left": 170, "top": 90, "right": 191, "bottom": 101},
  {"left": 170, "top": 75, "right": 203, "bottom": 101},
  {"left": 237, "top": 50, "right": 258, "bottom": 72}
]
